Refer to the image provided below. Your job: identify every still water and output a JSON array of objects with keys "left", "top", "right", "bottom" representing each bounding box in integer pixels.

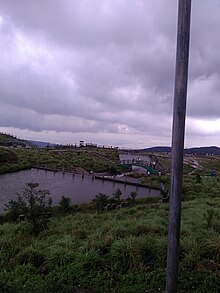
[{"left": 0, "top": 168, "right": 161, "bottom": 212}]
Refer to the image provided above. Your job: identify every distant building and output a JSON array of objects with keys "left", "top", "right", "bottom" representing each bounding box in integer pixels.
[
  {"left": 79, "top": 140, "right": 84, "bottom": 147},
  {"left": 85, "top": 143, "right": 97, "bottom": 147}
]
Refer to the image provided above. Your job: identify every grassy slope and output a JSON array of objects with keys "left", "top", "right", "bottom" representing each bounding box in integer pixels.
[
  {"left": 0, "top": 176, "right": 219, "bottom": 293},
  {"left": 0, "top": 133, "right": 27, "bottom": 146},
  {"left": 1, "top": 146, "right": 220, "bottom": 178},
  {"left": 0, "top": 147, "right": 121, "bottom": 174}
]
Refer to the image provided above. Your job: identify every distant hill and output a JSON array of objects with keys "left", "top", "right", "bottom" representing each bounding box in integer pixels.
[
  {"left": 0, "top": 133, "right": 28, "bottom": 147},
  {"left": 144, "top": 146, "right": 220, "bottom": 155},
  {"left": 144, "top": 146, "right": 171, "bottom": 153},
  {"left": 28, "top": 140, "right": 58, "bottom": 147},
  {"left": 0, "top": 133, "right": 58, "bottom": 148},
  {"left": 184, "top": 146, "right": 220, "bottom": 155}
]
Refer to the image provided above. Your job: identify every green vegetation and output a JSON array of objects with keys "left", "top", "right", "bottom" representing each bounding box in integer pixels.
[
  {"left": 4, "top": 183, "right": 52, "bottom": 235},
  {"left": 130, "top": 191, "right": 137, "bottom": 202},
  {"left": 113, "top": 188, "right": 122, "bottom": 203},
  {"left": 0, "top": 133, "right": 27, "bottom": 147},
  {"left": 0, "top": 148, "right": 31, "bottom": 174},
  {"left": 59, "top": 196, "right": 71, "bottom": 212},
  {"left": 0, "top": 146, "right": 121, "bottom": 174},
  {"left": 0, "top": 175, "right": 219, "bottom": 292},
  {"left": 0, "top": 132, "right": 122, "bottom": 174}
]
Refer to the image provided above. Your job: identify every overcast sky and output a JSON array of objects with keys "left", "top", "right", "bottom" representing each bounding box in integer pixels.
[{"left": 0, "top": 0, "right": 220, "bottom": 148}]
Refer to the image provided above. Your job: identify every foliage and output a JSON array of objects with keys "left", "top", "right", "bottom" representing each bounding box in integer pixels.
[
  {"left": 0, "top": 148, "right": 18, "bottom": 164},
  {"left": 93, "top": 193, "right": 109, "bottom": 212},
  {"left": 4, "top": 182, "right": 52, "bottom": 234},
  {"left": 59, "top": 196, "right": 71, "bottom": 211},
  {"left": 0, "top": 146, "right": 120, "bottom": 174},
  {"left": 4, "top": 195, "right": 27, "bottom": 222},
  {"left": 130, "top": 191, "right": 137, "bottom": 202},
  {"left": 113, "top": 188, "right": 122, "bottom": 202}
]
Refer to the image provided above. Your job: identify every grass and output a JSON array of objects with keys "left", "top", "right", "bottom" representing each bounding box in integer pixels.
[{"left": 0, "top": 146, "right": 121, "bottom": 174}]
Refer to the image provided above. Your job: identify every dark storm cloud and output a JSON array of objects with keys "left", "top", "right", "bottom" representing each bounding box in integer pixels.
[
  {"left": 0, "top": 0, "right": 220, "bottom": 147},
  {"left": 0, "top": 0, "right": 174, "bottom": 47}
]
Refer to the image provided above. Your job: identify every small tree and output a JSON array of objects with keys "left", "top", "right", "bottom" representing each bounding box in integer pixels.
[
  {"left": 130, "top": 191, "right": 137, "bottom": 203},
  {"left": 59, "top": 196, "right": 71, "bottom": 212},
  {"left": 4, "top": 182, "right": 52, "bottom": 234},
  {"left": 93, "top": 193, "right": 109, "bottom": 212},
  {"left": 113, "top": 188, "right": 122, "bottom": 203}
]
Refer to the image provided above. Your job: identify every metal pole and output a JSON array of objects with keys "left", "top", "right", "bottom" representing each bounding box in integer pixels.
[{"left": 166, "top": 1, "right": 191, "bottom": 293}]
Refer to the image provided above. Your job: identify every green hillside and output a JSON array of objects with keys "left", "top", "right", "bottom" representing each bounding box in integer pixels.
[
  {"left": 0, "top": 133, "right": 27, "bottom": 147},
  {"left": 0, "top": 145, "right": 121, "bottom": 174}
]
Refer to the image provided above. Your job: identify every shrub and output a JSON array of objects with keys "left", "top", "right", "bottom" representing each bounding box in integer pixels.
[
  {"left": 113, "top": 188, "right": 122, "bottom": 203},
  {"left": 59, "top": 196, "right": 71, "bottom": 212}
]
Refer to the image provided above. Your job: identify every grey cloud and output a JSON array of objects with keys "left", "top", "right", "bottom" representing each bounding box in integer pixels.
[
  {"left": 188, "top": 74, "right": 220, "bottom": 119},
  {"left": 0, "top": 0, "right": 157, "bottom": 47},
  {"left": 0, "top": 0, "right": 220, "bottom": 147}
]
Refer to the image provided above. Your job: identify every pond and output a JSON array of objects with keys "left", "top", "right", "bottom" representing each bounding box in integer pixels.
[{"left": 0, "top": 168, "right": 161, "bottom": 212}]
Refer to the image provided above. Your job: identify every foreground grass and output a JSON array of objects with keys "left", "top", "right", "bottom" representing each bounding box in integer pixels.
[{"left": 0, "top": 176, "right": 220, "bottom": 293}]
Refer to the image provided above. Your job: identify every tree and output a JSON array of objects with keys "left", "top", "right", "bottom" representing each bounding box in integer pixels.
[
  {"left": 59, "top": 196, "right": 71, "bottom": 211},
  {"left": 130, "top": 191, "right": 137, "bottom": 203},
  {"left": 113, "top": 188, "right": 122, "bottom": 203},
  {"left": 93, "top": 193, "right": 109, "bottom": 212},
  {"left": 4, "top": 182, "right": 52, "bottom": 234}
]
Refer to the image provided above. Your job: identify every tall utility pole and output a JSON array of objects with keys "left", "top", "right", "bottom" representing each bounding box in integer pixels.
[{"left": 166, "top": 1, "right": 192, "bottom": 293}]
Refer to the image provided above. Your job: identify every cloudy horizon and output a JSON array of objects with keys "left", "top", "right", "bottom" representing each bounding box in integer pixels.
[{"left": 0, "top": 0, "right": 220, "bottom": 148}]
